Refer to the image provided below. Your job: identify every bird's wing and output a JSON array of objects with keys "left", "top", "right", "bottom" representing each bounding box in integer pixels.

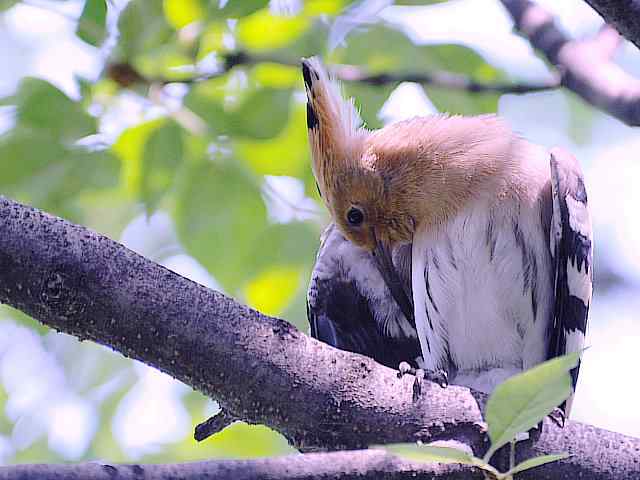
[
  {"left": 548, "top": 147, "right": 593, "bottom": 416},
  {"left": 307, "top": 224, "right": 421, "bottom": 369}
]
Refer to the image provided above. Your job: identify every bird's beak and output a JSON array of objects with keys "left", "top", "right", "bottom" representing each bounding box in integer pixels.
[{"left": 371, "top": 231, "right": 415, "bottom": 326}]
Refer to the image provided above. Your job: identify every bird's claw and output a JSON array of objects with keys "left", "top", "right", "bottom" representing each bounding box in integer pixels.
[
  {"left": 397, "top": 361, "right": 413, "bottom": 378},
  {"left": 412, "top": 368, "right": 425, "bottom": 402},
  {"left": 397, "top": 362, "right": 448, "bottom": 402},
  {"left": 425, "top": 368, "right": 449, "bottom": 389},
  {"left": 549, "top": 407, "right": 566, "bottom": 428}
]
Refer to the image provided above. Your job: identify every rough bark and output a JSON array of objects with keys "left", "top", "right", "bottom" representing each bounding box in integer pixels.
[
  {"left": 0, "top": 450, "right": 475, "bottom": 480},
  {"left": 582, "top": 0, "right": 640, "bottom": 51},
  {"left": 501, "top": 0, "right": 640, "bottom": 126},
  {"left": 0, "top": 196, "right": 639, "bottom": 479}
]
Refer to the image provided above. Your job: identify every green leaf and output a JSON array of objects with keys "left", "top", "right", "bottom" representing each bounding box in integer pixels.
[
  {"left": 174, "top": 159, "right": 267, "bottom": 291},
  {"left": 183, "top": 84, "right": 228, "bottom": 134},
  {"left": 270, "top": 19, "right": 329, "bottom": 59},
  {"left": 141, "top": 121, "right": 184, "bottom": 212},
  {"left": 230, "top": 89, "right": 292, "bottom": 139},
  {"left": 252, "top": 63, "right": 300, "bottom": 89},
  {"left": 236, "top": 105, "right": 310, "bottom": 177},
  {"left": 250, "top": 221, "right": 320, "bottom": 273},
  {"left": 76, "top": 0, "right": 108, "bottom": 47},
  {"left": 484, "top": 352, "right": 580, "bottom": 461},
  {"left": 506, "top": 453, "right": 569, "bottom": 476},
  {"left": 185, "top": 86, "right": 293, "bottom": 140},
  {"left": 163, "top": 0, "right": 205, "bottom": 29},
  {"left": 0, "top": 129, "right": 56, "bottom": 187},
  {"left": 117, "top": 0, "right": 174, "bottom": 60},
  {"left": 62, "top": 148, "right": 121, "bottom": 192},
  {"left": 10, "top": 77, "right": 96, "bottom": 142},
  {"left": 196, "top": 20, "right": 228, "bottom": 60},
  {"left": 0, "top": 129, "right": 119, "bottom": 219},
  {"left": 219, "top": 0, "right": 270, "bottom": 18},
  {"left": 238, "top": 9, "right": 310, "bottom": 50},
  {"left": 112, "top": 118, "right": 166, "bottom": 196}
]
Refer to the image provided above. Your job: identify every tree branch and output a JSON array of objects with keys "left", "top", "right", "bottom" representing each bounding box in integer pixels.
[
  {"left": 501, "top": 0, "right": 640, "bottom": 126},
  {"left": 582, "top": 0, "right": 640, "bottom": 51},
  {"left": 106, "top": 51, "right": 558, "bottom": 95},
  {"left": 0, "top": 196, "right": 638, "bottom": 479},
  {"left": 333, "top": 64, "right": 557, "bottom": 94},
  {"left": 194, "top": 407, "right": 238, "bottom": 442},
  {"left": 0, "top": 450, "right": 477, "bottom": 480}
]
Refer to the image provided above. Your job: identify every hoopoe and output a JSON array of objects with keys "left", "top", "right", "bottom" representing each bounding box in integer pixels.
[{"left": 304, "top": 57, "right": 592, "bottom": 417}]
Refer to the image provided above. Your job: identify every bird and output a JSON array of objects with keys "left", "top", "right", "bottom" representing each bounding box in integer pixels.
[{"left": 302, "top": 56, "right": 592, "bottom": 417}]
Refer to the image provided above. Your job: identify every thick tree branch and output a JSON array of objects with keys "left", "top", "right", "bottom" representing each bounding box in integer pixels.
[
  {"left": 582, "top": 0, "right": 640, "bottom": 51},
  {"left": 501, "top": 0, "right": 640, "bottom": 126},
  {"left": 0, "top": 196, "right": 639, "bottom": 479},
  {"left": 0, "top": 450, "right": 476, "bottom": 480}
]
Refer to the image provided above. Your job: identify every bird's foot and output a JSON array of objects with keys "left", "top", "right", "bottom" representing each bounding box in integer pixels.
[
  {"left": 397, "top": 361, "right": 448, "bottom": 402},
  {"left": 549, "top": 407, "right": 566, "bottom": 428}
]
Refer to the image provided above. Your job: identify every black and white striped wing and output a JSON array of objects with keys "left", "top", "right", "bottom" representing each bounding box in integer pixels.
[
  {"left": 548, "top": 147, "right": 593, "bottom": 415},
  {"left": 307, "top": 224, "right": 421, "bottom": 370}
]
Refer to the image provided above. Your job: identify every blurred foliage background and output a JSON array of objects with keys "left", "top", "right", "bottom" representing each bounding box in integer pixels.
[{"left": 0, "top": 0, "right": 639, "bottom": 465}]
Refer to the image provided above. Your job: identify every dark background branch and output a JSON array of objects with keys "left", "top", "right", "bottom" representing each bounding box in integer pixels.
[
  {"left": 501, "top": 0, "right": 640, "bottom": 126},
  {"left": 582, "top": 0, "right": 640, "bottom": 51},
  {"left": 107, "top": 54, "right": 558, "bottom": 95},
  {"left": 0, "top": 197, "right": 639, "bottom": 479}
]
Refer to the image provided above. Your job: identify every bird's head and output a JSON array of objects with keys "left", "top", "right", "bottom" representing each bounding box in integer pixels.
[
  {"left": 302, "top": 57, "right": 519, "bottom": 255},
  {"left": 301, "top": 57, "right": 416, "bottom": 254}
]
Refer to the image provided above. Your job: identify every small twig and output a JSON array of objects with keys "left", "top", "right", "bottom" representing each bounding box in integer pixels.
[{"left": 194, "top": 408, "right": 238, "bottom": 441}]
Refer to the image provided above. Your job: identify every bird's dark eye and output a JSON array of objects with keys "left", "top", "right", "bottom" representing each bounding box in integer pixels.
[{"left": 346, "top": 207, "right": 364, "bottom": 226}]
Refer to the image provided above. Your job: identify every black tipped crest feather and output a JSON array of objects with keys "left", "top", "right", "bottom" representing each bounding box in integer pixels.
[
  {"left": 302, "top": 59, "right": 319, "bottom": 130},
  {"left": 301, "top": 59, "right": 314, "bottom": 89},
  {"left": 306, "top": 102, "right": 319, "bottom": 130}
]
